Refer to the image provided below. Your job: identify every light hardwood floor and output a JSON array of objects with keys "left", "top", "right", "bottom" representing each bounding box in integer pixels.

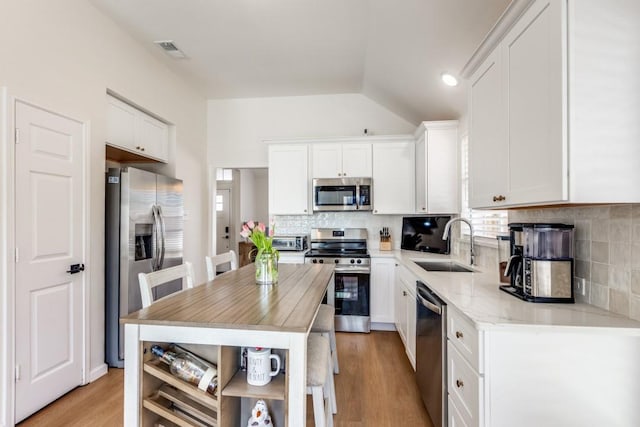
[{"left": 18, "top": 331, "right": 432, "bottom": 426}]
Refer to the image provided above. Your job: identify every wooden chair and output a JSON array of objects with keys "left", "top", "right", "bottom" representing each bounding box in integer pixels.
[
  {"left": 138, "top": 262, "right": 195, "bottom": 308},
  {"left": 306, "top": 334, "right": 336, "bottom": 427},
  {"left": 205, "top": 250, "right": 238, "bottom": 281},
  {"left": 311, "top": 304, "right": 340, "bottom": 376}
]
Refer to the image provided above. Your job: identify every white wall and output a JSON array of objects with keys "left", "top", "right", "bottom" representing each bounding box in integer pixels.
[
  {"left": 207, "top": 94, "right": 416, "bottom": 168},
  {"left": 240, "top": 169, "right": 269, "bottom": 225},
  {"left": 0, "top": 1, "right": 208, "bottom": 421}
]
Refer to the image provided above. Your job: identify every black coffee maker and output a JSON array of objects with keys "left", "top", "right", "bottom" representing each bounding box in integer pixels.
[{"left": 501, "top": 223, "right": 574, "bottom": 303}]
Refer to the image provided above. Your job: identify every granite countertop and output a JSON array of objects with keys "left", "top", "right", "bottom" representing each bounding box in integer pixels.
[{"left": 377, "top": 249, "right": 640, "bottom": 334}]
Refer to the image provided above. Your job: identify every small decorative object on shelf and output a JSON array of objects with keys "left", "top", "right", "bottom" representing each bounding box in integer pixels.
[
  {"left": 240, "top": 220, "right": 279, "bottom": 285},
  {"left": 380, "top": 226, "right": 392, "bottom": 251},
  {"left": 246, "top": 347, "right": 281, "bottom": 386},
  {"left": 150, "top": 345, "right": 218, "bottom": 394},
  {"left": 247, "top": 400, "right": 273, "bottom": 426}
]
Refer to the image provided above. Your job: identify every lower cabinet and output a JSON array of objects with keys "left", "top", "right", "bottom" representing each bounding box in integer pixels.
[
  {"left": 141, "top": 342, "right": 286, "bottom": 427},
  {"left": 370, "top": 257, "right": 395, "bottom": 324},
  {"left": 447, "top": 306, "right": 484, "bottom": 427},
  {"left": 394, "top": 263, "right": 417, "bottom": 369}
]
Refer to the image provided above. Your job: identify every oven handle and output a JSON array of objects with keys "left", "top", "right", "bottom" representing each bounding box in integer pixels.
[
  {"left": 417, "top": 292, "right": 442, "bottom": 315},
  {"left": 334, "top": 266, "right": 371, "bottom": 274}
]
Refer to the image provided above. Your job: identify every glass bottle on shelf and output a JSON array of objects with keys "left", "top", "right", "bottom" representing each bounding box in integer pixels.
[{"left": 150, "top": 345, "right": 218, "bottom": 394}]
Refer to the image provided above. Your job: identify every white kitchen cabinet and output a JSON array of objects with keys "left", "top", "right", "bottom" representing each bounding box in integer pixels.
[
  {"left": 372, "top": 140, "right": 415, "bottom": 214},
  {"left": 311, "top": 142, "right": 371, "bottom": 178},
  {"left": 414, "top": 121, "right": 459, "bottom": 214},
  {"left": 468, "top": 49, "right": 508, "bottom": 208},
  {"left": 394, "top": 263, "right": 417, "bottom": 369},
  {"left": 277, "top": 252, "right": 306, "bottom": 264},
  {"left": 106, "top": 95, "right": 169, "bottom": 163},
  {"left": 370, "top": 257, "right": 395, "bottom": 325},
  {"left": 268, "top": 144, "right": 310, "bottom": 215},
  {"left": 447, "top": 306, "right": 485, "bottom": 427},
  {"left": 465, "top": 0, "right": 640, "bottom": 208}
]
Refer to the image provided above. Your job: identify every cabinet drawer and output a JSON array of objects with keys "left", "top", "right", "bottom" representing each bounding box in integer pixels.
[
  {"left": 448, "top": 395, "right": 469, "bottom": 427},
  {"left": 448, "top": 307, "right": 484, "bottom": 373},
  {"left": 447, "top": 341, "right": 483, "bottom": 427}
]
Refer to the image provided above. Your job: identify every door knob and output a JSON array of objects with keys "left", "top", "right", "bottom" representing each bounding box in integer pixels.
[{"left": 66, "top": 264, "right": 85, "bottom": 274}]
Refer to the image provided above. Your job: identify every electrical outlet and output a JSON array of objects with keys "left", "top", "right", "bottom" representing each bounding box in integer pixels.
[{"left": 575, "top": 278, "right": 586, "bottom": 296}]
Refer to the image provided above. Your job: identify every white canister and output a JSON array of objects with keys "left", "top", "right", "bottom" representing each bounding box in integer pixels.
[{"left": 246, "top": 347, "right": 281, "bottom": 386}]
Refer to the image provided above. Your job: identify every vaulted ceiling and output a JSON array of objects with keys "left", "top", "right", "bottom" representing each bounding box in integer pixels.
[{"left": 90, "top": 0, "right": 510, "bottom": 124}]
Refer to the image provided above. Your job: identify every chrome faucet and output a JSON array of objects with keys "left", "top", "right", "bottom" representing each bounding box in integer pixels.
[{"left": 442, "top": 217, "right": 475, "bottom": 266}]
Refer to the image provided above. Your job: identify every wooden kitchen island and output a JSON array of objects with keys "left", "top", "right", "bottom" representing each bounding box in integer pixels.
[{"left": 121, "top": 263, "right": 334, "bottom": 427}]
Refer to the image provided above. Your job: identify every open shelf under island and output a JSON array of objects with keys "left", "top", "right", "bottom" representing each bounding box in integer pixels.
[{"left": 121, "top": 263, "right": 335, "bottom": 426}]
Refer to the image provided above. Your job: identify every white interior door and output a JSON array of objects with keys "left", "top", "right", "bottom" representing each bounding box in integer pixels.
[
  {"left": 14, "top": 101, "right": 85, "bottom": 422},
  {"left": 216, "top": 188, "right": 231, "bottom": 267}
]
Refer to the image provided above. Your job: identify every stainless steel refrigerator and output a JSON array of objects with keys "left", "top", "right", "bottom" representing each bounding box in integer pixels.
[{"left": 105, "top": 167, "right": 184, "bottom": 367}]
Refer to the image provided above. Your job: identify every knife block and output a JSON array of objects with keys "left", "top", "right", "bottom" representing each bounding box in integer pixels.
[{"left": 379, "top": 236, "right": 392, "bottom": 251}]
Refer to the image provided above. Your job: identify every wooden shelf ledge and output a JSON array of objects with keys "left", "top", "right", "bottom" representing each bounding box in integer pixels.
[{"left": 221, "top": 370, "right": 286, "bottom": 401}]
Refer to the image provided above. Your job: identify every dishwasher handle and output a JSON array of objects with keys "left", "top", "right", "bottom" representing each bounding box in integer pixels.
[{"left": 417, "top": 291, "right": 442, "bottom": 315}]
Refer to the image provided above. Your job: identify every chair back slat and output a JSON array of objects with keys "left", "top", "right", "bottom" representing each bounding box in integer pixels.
[
  {"left": 205, "top": 250, "right": 239, "bottom": 281},
  {"left": 138, "top": 261, "right": 195, "bottom": 308}
]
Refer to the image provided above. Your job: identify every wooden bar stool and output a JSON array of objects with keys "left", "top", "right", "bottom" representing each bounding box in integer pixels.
[
  {"left": 311, "top": 304, "right": 339, "bottom": 375},
  {"left": 306, "top": 334, "right": 336, "bottom": 427}
]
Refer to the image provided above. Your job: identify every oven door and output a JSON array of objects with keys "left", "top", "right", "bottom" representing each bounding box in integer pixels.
[{"left": 332, "top": 266, "right": 370, "bottom": 332}]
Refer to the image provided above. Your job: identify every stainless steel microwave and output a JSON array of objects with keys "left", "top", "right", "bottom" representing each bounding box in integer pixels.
[
  {"left": 272, "top": 235, "right": 308, "bottom": 251},
  {"left": 312, "top": 177, "right": 372, "bottom": 212}
]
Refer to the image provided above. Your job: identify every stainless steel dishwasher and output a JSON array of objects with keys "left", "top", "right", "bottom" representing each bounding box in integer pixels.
[{"left": 416, "top": 280, "right": 447, "bottom": 427}]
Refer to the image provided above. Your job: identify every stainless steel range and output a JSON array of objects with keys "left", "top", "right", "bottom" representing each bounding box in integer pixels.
[{"left": 304, "top": 228, "right": 370, "bottom": 333}]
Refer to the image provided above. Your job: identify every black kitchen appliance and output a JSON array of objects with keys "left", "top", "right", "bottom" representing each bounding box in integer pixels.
[
  {"left": 304, "top": 228, "right": 370, "bottom": 332},
  {"left": 401, "top": 216, "right": 452, "bottom": 254},
  {"left": 501, "top": 223, "right": 574, "bottom": 303}
]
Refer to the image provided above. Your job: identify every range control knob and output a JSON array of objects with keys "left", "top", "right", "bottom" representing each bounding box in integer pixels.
[
  {"left": 334, "top": 259, "right": 339, "bottom": 264},
  {"left": 350, "top": 259, "right": 355, "bottom": 264},
  {"left": 356, "top": 259, "right": 362, "bottom": 264},
  {"left": 312, "top": 259, "right": 318, "bottom": 264},
  {"left": 319, "top": 259, "right": 324, "bottom": 264}
]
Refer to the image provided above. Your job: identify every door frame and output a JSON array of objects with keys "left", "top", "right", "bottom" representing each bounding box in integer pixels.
[{"left": 0, "top": 88, "right": 91, "bottom": 426}]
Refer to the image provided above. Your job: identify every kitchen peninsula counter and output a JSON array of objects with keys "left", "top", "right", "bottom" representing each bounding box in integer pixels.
[{"left": 121, "top": 263, "right": 335, "bottom": 426}]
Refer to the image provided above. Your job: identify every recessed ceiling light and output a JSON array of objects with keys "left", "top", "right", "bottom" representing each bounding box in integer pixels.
[{"left": 441, "top": 73, "right": 458, "bottom": 87}]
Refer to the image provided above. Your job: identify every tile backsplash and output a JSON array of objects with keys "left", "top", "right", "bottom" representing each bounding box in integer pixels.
[
  {"left": 455, "top": 204, "right": 640, "bottom": 322},
  {"left": 273, "top": 212, "right": 406, "bottom": 250}
]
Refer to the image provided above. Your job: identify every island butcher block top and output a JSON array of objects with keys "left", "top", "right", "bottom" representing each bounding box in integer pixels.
[{"left": 121, "top": 263, "right": 335, "bottom": 333}]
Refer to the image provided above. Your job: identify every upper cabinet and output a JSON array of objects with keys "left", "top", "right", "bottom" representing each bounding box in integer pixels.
[
  {"left": 372, "top": 139, "right": 415, "bottom": 214},
  {"left": 106, "top": 95, "right": 169, "bottom": 163},
  {"left": 311, "top": 142, "right": 372, "bottom": 178},
  {"left": 464, "top": 0, "right": 640, "bottom": 208},
  {"left": 415, "top": 121, "right": 459, "bottom": 214},
  {"left": 268, "top": 144, "right": 310, "bottom": 215}
]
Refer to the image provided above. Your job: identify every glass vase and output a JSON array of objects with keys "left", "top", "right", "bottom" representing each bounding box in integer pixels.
[{"left": 255, "top": 252, "right": 278, "bottom": 285}]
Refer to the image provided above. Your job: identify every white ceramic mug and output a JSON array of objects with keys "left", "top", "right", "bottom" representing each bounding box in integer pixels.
[{"left": 247, "top": 347, "right": 281, "bottom": 386}]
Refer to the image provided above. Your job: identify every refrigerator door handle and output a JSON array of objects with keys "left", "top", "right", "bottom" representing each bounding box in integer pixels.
[
  {"left": 151, "top": 205, "right": 160, "bottom": 271},
  {"left": 157, "top": 205, "right": 166, "bottom": 269}
]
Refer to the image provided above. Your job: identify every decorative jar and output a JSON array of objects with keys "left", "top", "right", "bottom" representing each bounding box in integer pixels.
[{"left": 255, "top": 252, "right": 278, "bottom": 285}]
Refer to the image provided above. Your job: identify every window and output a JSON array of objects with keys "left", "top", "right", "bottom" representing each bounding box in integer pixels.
[
  {"left": 460, "top": 134, "right": 508, "bottom": 239},
  {"left": 216, "top": 168, "right": 233, "bottom": 181},
  {"left": 215, "top": 194, "right": 224, "bottom": 212}
]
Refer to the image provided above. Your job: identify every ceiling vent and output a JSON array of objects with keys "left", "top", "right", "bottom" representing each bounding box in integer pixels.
[{"left": 154, "top": 40, "right": 186, "bottom": 59}]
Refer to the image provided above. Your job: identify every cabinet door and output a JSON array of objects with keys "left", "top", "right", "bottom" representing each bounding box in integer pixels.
[
  {"left": 468, "top": 49, "right": 509, "bottom": 209},
  {"left": 370, "top": 258, "right": 395, "bottom": 324},
  {"left": 106, "top": 96, "right": 137, "bottom": 152},
  {"left": 311, "top": 143, "right": 342, "bottom": 178},
  {"left": 268, "top": 144, "right": 309, "bottom": 215},
  {"left": 404, "top": 281, "right": 417, "bottom": 369},
  {"left": 341, "top": 143, "right": 372, "bottom": 177},
  {"left": 372, "top": 141, "right": 415, "bottom": 214},
  {"left": 416, "top": 123, "right": 460, "bottom": 213},
  {"left": 394, "top": 268, "right": 407, "bottom": 345},
  {"left": 503, "top": 0, "right": 566, "bottom": 205},
  {"left": 137, "top": 113, "right": 169, "bottom": 162}
]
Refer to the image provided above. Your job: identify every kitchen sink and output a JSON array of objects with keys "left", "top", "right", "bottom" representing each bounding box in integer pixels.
[{"left": 414, "top": 260, "right": 475, "bottom": 273}]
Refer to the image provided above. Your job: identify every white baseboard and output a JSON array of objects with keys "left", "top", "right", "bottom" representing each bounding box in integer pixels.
[
  {"left": 371, "top": 322, "right": 396, "bottom": 331},
  {"left": 88, "top": 363, "right": 109, "bottom": 383}
]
